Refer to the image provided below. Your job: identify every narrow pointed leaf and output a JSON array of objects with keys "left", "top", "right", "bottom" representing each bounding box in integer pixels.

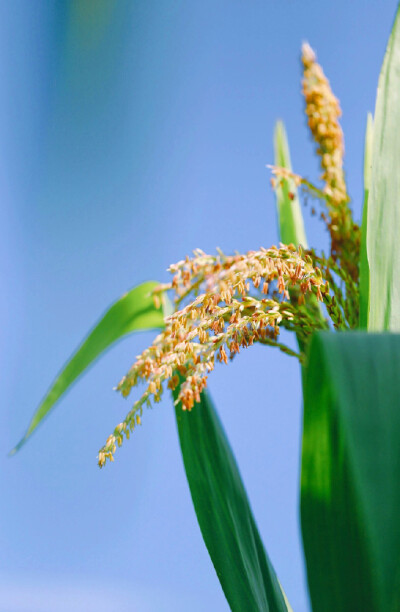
[
  {"left": 301, "top": 332, "right": 400, "bottom": 612},
  {"left": 174, "top": 385, "right": 291, "bottom": 612},
  {"left": 359, "top": 113, "right": 374, "bottom": 329},
  {"left": 273, "top": 120, "right": 323, "bottom": 352},
  {"left": 273, "top": 120, "right": 308, "bottom": 248},
  {"left": 367, "top": 6, "right": 400, "bottom": 330},
  {"left": 12, "top": 281, "right": 165, "bottom": 453}
]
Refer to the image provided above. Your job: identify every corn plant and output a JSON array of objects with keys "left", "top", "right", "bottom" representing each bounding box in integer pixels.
[{"left": 12, "top": 4, "right": 400, "bottom": 611}]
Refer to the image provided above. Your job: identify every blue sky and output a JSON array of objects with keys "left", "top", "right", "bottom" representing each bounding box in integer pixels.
[{"left": 1, "top": 1, "right": 398, "bottom": 610}]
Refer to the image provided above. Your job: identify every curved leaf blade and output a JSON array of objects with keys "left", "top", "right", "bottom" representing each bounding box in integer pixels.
[
  {"left": 174, "top": 385, "right": 291, "bottom": 612},
  {"left": 301, "top": 332, "right": 400, "bottom": 611},
  {"left": 367, "top": 6, "right": 400, "bottom": 330},
  {"left": 12, "top": 281, "right": 164, "bottom": 453}
]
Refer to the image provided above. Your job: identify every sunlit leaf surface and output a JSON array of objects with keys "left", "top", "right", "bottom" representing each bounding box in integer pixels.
[
  {"left": 366, "top": 6, "right": 400, "bottom": 330},
  {"left": 273, "top": 120, "right": 308, "bottom": 248}
]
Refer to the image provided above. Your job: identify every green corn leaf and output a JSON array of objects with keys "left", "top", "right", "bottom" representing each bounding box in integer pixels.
[
  {"left": 174, "top": 384, "right": 292, "bottom": 612},
  {"left": 366, "top": 6, "right": 400, "bottom": 330},
  {"left": 12, "top": 281, "right": 165, "bottom": 453},
  {"left": 359, "top": 113, "right": 374, "bottom": 329},
  {"left": 273, "top": 120, "right": 308, "bottom": 248},
  {"left": 273, "top": 120, "right": 324, "bottom": 353},
  {"left": 301, "top": 332, "right": 400, "bottom": 612}
]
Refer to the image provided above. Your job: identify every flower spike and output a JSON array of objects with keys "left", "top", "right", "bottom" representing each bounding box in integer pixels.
[{"left": 98, "top": 245, "right": 328, "bottom": 467}]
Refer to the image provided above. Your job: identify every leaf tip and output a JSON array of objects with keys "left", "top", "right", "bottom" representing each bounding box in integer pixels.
[{"left": 8, "top": 436, "right": 27, "bottom": 457}]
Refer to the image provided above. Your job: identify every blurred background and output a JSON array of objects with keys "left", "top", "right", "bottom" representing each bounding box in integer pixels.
[{"left": 1, "top": 1, "right": 397, "bottom": 610}]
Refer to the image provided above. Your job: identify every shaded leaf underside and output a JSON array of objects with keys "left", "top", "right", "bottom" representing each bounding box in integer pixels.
[
  {"left": 301, "top": 332, "right": 400, "bottom": 612},
  {"left": 174, "top": 383, "right": 291, "bottom": 612}
]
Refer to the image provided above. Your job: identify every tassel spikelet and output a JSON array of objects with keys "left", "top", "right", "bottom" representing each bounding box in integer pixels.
[
  {"left": 269, "top": 165, "right": 331, "bottom": 209},
  {"left": 301, "top": 42, "right": 347, "bottom": 206},
  {"left": 301, "top": 43, "right": 360, "bottom": 280},
  {"left": 98, "top": 245, "right": 328, "bottom": 467},
  {"left": 271, "top": 45, "right": 360, "bottom": 284}
]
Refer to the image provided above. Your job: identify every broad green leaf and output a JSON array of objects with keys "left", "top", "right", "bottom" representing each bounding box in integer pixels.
[
  {"left": 301, "top": 332, "right": 400, "bottom": 612},
  {"left": 366, "top": 6, "right": 400, "bottom": 330},
  {"left": 174, "top": 384, "right": 291, "bottom": 612},
  {"left": 12, "top": 281, "right": 165, "bottom": 453},
  {"left": 273, "top": 120, "right": 308, "bottom": 248},
  {"left": 359, "top": 113, "right": 374, "bottom": 329}
]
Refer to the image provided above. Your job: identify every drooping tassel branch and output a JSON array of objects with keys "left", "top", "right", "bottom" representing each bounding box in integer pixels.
[{"left": 98, "top": 245, "right": 329, "bottom": 466}]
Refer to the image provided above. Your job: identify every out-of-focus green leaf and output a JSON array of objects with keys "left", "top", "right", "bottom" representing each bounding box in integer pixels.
[
  {"left": 12, "top": 281, "right": 165, "bottom": 453},
  {"left": 174, "top": 384, "right": 292, "bottom": 612},
  {"left": 273, "top": 120, "right": 308, "bottom": 248},
  {"left": 301, "top": 332, "right": 400, "bottom": 612},
  {"left": 366, "top": 6, "right": 400, "bottom": 331},
  {"left": 359, "top": 113, "right": 374, "bottom": 329}
]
